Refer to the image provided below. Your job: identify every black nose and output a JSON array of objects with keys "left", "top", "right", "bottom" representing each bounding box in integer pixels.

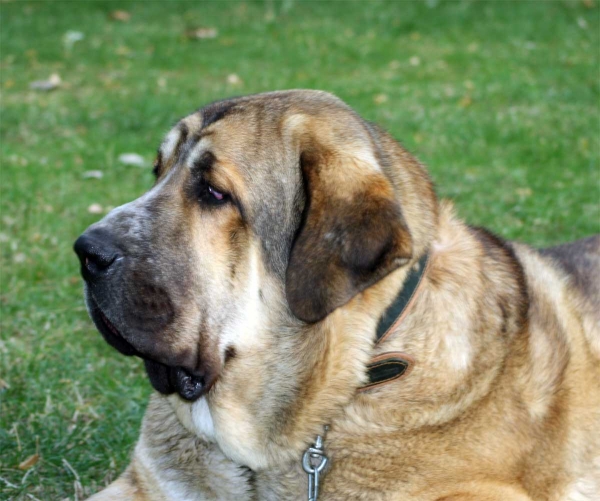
[{"left": 74, "top": 229, "right": 120, "bottom": 281}]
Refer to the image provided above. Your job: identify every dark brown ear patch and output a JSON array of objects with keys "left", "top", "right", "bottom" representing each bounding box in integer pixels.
[{"left": 286, "top": 151, "right": 413, "bottom": 323}]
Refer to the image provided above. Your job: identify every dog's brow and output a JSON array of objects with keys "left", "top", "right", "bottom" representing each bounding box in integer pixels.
[
  {"left": 201, "top": 101, "right": 238, "bottom": 128},
  {"left": 186, "top": 136, "right": 214, "bottom": 169},
  {"left": 160, "top": 123, "right": 189, "bottom": 163},
  {"left": 191, "top": 151, "right": 215, "bottom": 174}
]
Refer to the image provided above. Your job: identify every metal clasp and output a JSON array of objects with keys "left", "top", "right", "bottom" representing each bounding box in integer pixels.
[{"left": 302, "top": 426, "right": 329, "bottom": 501}]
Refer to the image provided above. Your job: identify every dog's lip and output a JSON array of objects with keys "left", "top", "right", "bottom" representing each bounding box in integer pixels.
[
  {"left": 89, "top": 297, "right": 139, "bottom": 357},
  {"left": 143, "top": 358, "right": 214, "bottom": 401},
  {"left": 98, "top": 309, "right": 121, "bottom": 338},
  {"left": 87, "top": 296, "right": 214, "bottom": 401}
]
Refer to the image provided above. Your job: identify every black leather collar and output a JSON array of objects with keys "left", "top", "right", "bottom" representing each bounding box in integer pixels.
[
  {"left": 375, "top": 252, "right": 430, "bottom": 344},
  {"left": 361, "top": 252, "right": 430, "bottom": 391}
]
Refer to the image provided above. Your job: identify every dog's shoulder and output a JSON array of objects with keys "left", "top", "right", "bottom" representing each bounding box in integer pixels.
[
  {"left": 539, "top": 235, "right": 600, "bottom": 308},
  {"left": 537, "top": 235, "right": 600, "bottom": 358}
]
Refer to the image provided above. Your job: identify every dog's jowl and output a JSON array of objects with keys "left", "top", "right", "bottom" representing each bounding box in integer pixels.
[{"left": 75, "top": 90, "right": 600, "bottom": 501}]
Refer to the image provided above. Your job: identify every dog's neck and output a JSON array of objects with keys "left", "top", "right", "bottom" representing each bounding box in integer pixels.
[{"left": 331, "top": 201, "right": 528, "bottom": 436}]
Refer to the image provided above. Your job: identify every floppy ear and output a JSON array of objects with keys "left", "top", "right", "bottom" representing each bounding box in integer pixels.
[{"left": 285, "top": 136, "right": 413, "bottom": 323}]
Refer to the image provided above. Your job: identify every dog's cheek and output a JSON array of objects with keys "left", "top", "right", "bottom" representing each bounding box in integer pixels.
[{"left": 216, "top": 242, "right": 270, "bottom": 362}]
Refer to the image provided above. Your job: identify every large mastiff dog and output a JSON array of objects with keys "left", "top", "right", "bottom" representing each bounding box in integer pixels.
[{"left": 74, "top": 90, "right": 600, "bottom": 500}]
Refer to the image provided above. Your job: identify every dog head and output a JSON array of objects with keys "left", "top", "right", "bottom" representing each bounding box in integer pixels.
[{"left": 74, "top": 90, "right": 436, "bottom": 463}]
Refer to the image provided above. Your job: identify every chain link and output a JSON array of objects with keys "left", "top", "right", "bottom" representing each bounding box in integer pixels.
[{"left": 302, "top": 426, "right": 329, "bottom": 501}]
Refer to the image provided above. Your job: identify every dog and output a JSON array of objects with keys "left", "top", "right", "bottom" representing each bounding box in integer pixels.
[{"left": 74, "top": 90, "right": 600, "bottom": 500}]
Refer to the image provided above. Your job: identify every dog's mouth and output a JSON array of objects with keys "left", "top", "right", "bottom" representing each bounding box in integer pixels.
[{"left": 88, "top": 297, "right": 209, "bottom": 401}]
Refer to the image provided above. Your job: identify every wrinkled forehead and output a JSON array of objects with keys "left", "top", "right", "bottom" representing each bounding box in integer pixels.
[
  {"left": 157, "top": 99, "right": 304, "bottom": 276},
  {"left": 159, "top": 100, "right": 298, "bottom": 183}
]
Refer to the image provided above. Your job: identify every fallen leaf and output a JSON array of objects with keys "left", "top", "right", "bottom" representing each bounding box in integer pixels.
[
  {"left": 459, "top": 95, "right": 473, "bottom": 108},
  {"left": 110, "top": 10, "right": 131, "bottom": 22},
  {"left": 3, "top": 216, "right": 15, "bottom": 226},
  {"left": 118, "top": 153, "right": 146, "bottom": 167},
  {"left": 87, "top": 203, "right": 103, "bottom": 214},
  {"left": 516, "top": 187, "right": 533, "bottom": 197},
  {"left": 0, "top": 378, "right": 9, "bottom": 391},
  {"left": 374, "top": 93, "right": 388, "bottom": 105},
  {"left": 226, "top": 73, "right": 242, "bottom": 85},
  {"left": 13, "top": 253, "right": 26, "bottom": 264},
  {"left": 579, "top": 137, "right": 590, "bottom": 151},
  {"left": 409, "top": 56, "right": 421, "bottom": 66},
  {"left": 63, "top": 30, "right": 84, "bottom": 51},
  {"left": 219, "top": 37, "right": 235, "bottom": 47},
  {"left": 115, "top": 45, "right": 132, "bottom": 56},
  {"left": 264, "top": 9, "right": 276, "bottom": 22},
  {"left": 82, "top": 170, "right": 103, "bottom": 179},
  {"left": 577, "top": 17, "right": 588, "bottom": 29},
  {"left": 29, "top": 73, "right": 61, "bottom": 91},
  {"left": 18, "top": 453, "right": 39, "bottom": 470},
  {"left": 186, "top": 27, "right": 218, "bottom": 40}
]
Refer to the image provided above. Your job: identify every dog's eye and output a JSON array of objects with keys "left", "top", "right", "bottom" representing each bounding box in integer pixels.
[
  {"left": 208, "top": 185, "right": 225, "bottom": 201},
  {"left": 199, "top": 180, "right": 229, "bottom": 206}
]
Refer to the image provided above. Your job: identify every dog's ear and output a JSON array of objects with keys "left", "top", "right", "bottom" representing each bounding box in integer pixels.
[{"left": 285, "top": 121, "right": 413, "bottom": 323}]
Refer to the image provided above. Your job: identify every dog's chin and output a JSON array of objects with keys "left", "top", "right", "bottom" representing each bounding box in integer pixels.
[
  {"left": 143, "top": 359, "right": 208, "bottom": 401},
  {"left": 86, "top": 296, "right": 208, "bottom": 402}
]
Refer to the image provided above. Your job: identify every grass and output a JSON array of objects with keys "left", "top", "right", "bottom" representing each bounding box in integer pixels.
[{"left": 0, "top": 0, "right": 598, "bottom": 498}]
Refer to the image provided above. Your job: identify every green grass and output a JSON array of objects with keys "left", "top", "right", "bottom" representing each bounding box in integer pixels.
[{"left": 1, "top": 0, "right": 598, "bottom": 498}]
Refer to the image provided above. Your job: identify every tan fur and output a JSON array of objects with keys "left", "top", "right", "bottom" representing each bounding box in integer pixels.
[{"left": 85, "top": 90, "right": 600, "bottom": 500}]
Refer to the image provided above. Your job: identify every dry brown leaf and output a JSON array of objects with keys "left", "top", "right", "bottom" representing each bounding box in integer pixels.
[
  {"left": 374, "top": 94, "right": 388, "bottom": 105},
  {"left": 115, "top": 46, "right": 132, "bottom": 56},
  {"left": 516, "top": 187, "right": 533, "bottom": 197},
  {"left": 110, "top": 10, "right": 131, "bottom": 22},
  {"left": 467, "top": 43, "right": 479, "bottom": 53},
  {"left": 186, "top": 27, "right": 218, "bottom": 40},
  {"left": 459, "top": 95, "right": 473, "bottom": 108},
  {"left": 18, "top": 453, "right": 39, "bottom": 470}
]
